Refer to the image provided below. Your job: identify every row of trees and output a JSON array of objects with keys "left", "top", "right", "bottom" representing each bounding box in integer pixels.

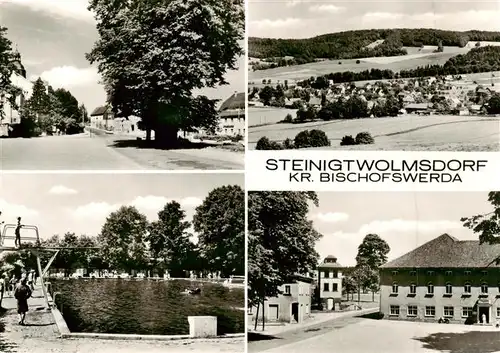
[
  {"left": 298, "top": 46, "right": 500, "bottom": 87},
  {"left": 0, "top": 185, "right": 244, "bottom": 278},
  {"left": 86, "top": 0, "right": 244, "bottom": 147},
  {"left": 249, "top": 28, "right": 500, "bottom": 62}
]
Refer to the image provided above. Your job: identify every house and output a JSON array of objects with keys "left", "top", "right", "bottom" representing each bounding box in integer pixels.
[
  {"left": 113, "top": 115, "right": 141, "bottom": 135},
  {"left": 251, "top": 275, "right": 313, "bottom": 324},
  {"left": 90, "top": 105, "right": 114, "bottom": 131},
  {"left": 0, "top": 55, "right": 33, "bottom": 137},
  {"left": 317, "top": 255, "right": 343, "bottom": 310},
  {"left": 379, "top": 233, "right": 500, "bottom": 325},
  {"left": 404, "top": 103, "right": 432, "bottom": 114},
  {"left": 217, "top": 92, "right": 245, "bottom": 137}
]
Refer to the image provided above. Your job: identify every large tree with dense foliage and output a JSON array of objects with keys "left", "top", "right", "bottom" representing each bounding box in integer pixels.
[
  {"left": 248, "top": 191, "right": 322, "bottom": 329},
  {"left": 86, "top": 0, "right": 244, "bottom": 146},
  {"left": 0, "top": 26, "right": 22, "bottom": 121},
  {"left": 193, "top": 185, "right": 244, "bottom": 277},
  {"left": 461, "top": 192, "right": 500, "bottom": 246},
  {"left": 147, "top": 201, "right": 197, "bottom": 277},
  {"left": 98, "top": 206, "right": 149, "bottom": 272}
]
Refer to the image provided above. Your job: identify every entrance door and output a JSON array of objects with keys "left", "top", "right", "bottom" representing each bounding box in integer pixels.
[
  {"left": 268, "top": 304, "right": 279, "bottom": 321},
  {"left": 327, "top": 298, "right": 334, "bottom": 310},
  {"left": 291, "top": 303, "right": 299, "bottom": 323},
  {"left": 479, "top": 306, "right": 490, "bottom": 324}
]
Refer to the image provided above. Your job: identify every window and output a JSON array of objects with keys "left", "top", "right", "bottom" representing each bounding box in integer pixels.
[
  {"left": 320, "top": 271, "right": 325, "bottom": 278},
  {"left": 410, "top": 271, "right": 417, "bottom": 276},
  {"left": 323, "top": 283, "right": 329, "bottom": 292},
  {"left": 325, "top": 271, "right": 330, "bottom": 278},
  {"left": 285, "top": 285, "right": 291, "bottom": 295},
  {"left": 482, "top": 270, "right": 488, "bottom": 276},
  {"left": 392, "top": 282, "right": 398, "bottom": 294},
  {"left": 497, "top": 307, "right": 500, "bottom": 318},
  {"left": 332, "top": 271, "right": 338, "bottom": 278},
  {"left": 445, "top": 283, "right": 453, "bottom": 295},
  {"left": 444, "top": 306, "right": 454, "bottom": 318},
  {"left": 392, "top": 271, "right": 399, "bottom": 276},
  {"left": 407, "top": 305, "right": 417, "bottom": 317},
  {"left": 464, "top": 270, "right": 471, "bottom": 276},
  {"left": 425, "top": 306, "right": 436, "bottom": 317},
  {"left": 390, "top": 305, "right": 400, "bottom": 316},
  {"left": 410, "top": 283, "right": 417, "bottom": 294},
  {"left": 332, "top": 283, "right": 338, "bottom": 292},
  {"left": 463, "top": 283, "right": 471, "bottom": 293},
  {"left": 481, "top": 283, "right": 488, "bottom": 294},
  {"left": 445, "top": 271, "right": 453, "bottom": 276},
  {"left": 427, "top": 282, "right": 434, "bottom": 294},
  {"left": 427, "top": 271, "right": 435, "bottom": 276},
  {"left": 462, "top": 307, "right": 473, "bottom": 318}
]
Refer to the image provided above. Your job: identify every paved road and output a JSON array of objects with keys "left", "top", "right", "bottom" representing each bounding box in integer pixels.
[
  {"left": 0, "top": 286, "right": 243, "bottom": 353},
  {"left": 0, "top": 133, "right": 244, "bottom": 170}
]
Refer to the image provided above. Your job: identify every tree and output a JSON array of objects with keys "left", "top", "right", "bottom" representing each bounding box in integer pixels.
[
  {"left": 259, "top": 86, "right": 273, "bottom": 106},
  {"left": 193, "top": 185, "right": 244, "bottom": 277},
  {"left": 98, "top": 206, "right": 149, "bottom": 272},
  {"left": 79, "top": 104, "right": 89, "bottom": 123},
  {"left": 461, "top": 192, "right": 500, "bottom": 245},
  {"left": 248, "top": 191, "right": 322, "bottom": 329},
  {"left": 0, "top": 27, "right": 22, "bottom": 121},
  {"left": 147, "top": 201, "right": 196, "bottom": 277},
  {"left": 87, "top": 0, "right": 244, "bottom": 147}
]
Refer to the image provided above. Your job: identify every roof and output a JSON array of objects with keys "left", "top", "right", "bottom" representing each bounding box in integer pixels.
[
  {"left": 380, "top": 234, "right": 500, "bottom": 269},
  {"left": 318, "top": 255, "right": 343, "bottom": 269},
  {"left": 219, "top": 109, "right": 244, "bottom": 118},
  {"left": 219, "top": 92, "right": 245, "bottom": 111},
  {"left": 90, "top": 106, "right": 110, "bottom": 116}
]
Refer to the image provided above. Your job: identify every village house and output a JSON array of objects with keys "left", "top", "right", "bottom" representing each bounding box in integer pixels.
[
  {"left": 317, "top": 255, "right": 343, "bottom": 310},
  {"left": 217, "top": 92, "right": 245, "bottom": 137},
  {"left": 0, "top": 54, "right": 33, "bottom": 137},
  {"left": 380, "top": 234, "right": 500, "bottom": 325},
  {"left": 250, "top": 275, "right": 313, "bottom": 324},
  {"left": 90, "top": 105, "right": 114, "bottom": 131}
]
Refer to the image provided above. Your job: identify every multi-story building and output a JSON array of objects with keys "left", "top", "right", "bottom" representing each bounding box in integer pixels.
[
  {"left": 380, "top": 233, "right": 500, "bottom": 325},
  {"left": 249, "top": 275, "right": 313, "bottom": 324},
  {"left": 217, "top": 92, "right": 245, "bottom": 137},
  {"left": 90, "top": 105, "right": 115, "bottom": 131},
  {"left": 317, "top": 255, "right": 343, "bottom": 310}
]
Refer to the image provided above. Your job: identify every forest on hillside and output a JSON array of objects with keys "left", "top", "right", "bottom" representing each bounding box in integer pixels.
[
  {"left": 249, "top": 28, "right": 500, "bottom": 62},
  {"left": 299, "top": 46, "right": 500, "bottom": 87}
]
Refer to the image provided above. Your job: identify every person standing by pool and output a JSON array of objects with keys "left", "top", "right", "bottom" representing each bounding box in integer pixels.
[
  {"left": 9, "top": 275, "right": 17, "bottom": 296},
  {"left": 14, "top": 276, "right": 32, "bottom": 325},
  {"left": 0, "top": 274, "right": 6, "bottom": 307},
  {"left": 14, "top": 217, "right": 23, "bottom": 248},
  {"left": 27, "top": 270, "right": 34, "bottom": 291}
]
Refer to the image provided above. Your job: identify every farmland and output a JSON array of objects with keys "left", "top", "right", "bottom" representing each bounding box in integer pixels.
[
  {"left": 248, "top": 114, "right": 500, "bottom": 152},
  {"left": 249, "top": 47, "right": 468, "bottom": 84},
  {"left": 248, "top": 107, "right": 298, "bottom": 127}
]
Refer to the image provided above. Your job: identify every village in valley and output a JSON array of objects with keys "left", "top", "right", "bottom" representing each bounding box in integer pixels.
[
  {"left": 248, "top": 191, "right": 500, "bottom": 353},
  {"left": 248, "top": 29, "right": 500, "bottom": 152}
]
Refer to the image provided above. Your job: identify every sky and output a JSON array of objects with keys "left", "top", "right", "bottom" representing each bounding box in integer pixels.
[
  {"left": 249, "top": 0, "right": 500, "bottom": 38},
  {"left": 310, "top": 192, "right": 493, "bottom": 267},
  {"left": 0, "top": 0, "right": 244, "bottom": 112},
  {"left": 0, "top": 173, "right": 244, "bottom": 244}
]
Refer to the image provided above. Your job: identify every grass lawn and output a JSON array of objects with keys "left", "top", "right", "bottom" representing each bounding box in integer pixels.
[{"left": 248, "top": 114, "right": 500, "bottom": 152}]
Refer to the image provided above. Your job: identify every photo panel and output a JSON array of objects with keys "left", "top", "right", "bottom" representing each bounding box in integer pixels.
[
  {"left": 0, "top": 1, "right": 245, "bottom": 171},
  {"left": 0, "top": 172, "right": 245, "bottom": 353},
  {"left": 247, "top": 190, "right": 500, "bottom": 353}
]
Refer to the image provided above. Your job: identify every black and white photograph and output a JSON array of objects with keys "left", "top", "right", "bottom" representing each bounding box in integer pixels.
[
  {"left": 247, "top": 191, "right": 500, "bottom": 353},
  {"left": 248, "top": 0, "right": 500, "bottom": 151},
  {"left": 0, "top": 0, "right": 245, "bottom": 170},
  {"left": 0, "top": 173, "right": 245, "bottom": 353}
]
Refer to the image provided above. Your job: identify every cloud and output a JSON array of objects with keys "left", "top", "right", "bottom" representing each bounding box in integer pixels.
[
  {"left": 316, "top": 219, "right": 464, "bottom": 266},
  {"left": 48, "top": 185, "right": 78, "bottom": 195},
  {"left": 0, "top": 199, "right": 39, "bottom": 222},
  {"left": 4, "top": 0, "right": 94, "bottom": 22},
  {"left": 251, "top": 18, "right": 302, "bottom": 29},
  {"left": 315, "top": 212, "right": 349, "bottom": 223},
  {"left": 34, "top": 66, "right": 100, "bottom": 90},
  {"left": 309, "top": 5, "right": 345, "bottom": 14},
  {"left": 70, "top": 196, "right": 204, "bottom": 220}
]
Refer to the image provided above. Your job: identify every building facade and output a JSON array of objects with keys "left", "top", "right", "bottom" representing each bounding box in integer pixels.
[
  {"left": 317, "top": 255, "right": 343, "bottom": 310},
  {"left": 217, "top": 92, "right": 245, "bottom": 137},
  {"left": 90, "top": 105, "right": 115, "bottom": 131},
  {"left": 250, "top": 275, "right": 313, "bottom": 324},
  {"left": 380, "top": 234, "right": 500, "bottom": 325}
]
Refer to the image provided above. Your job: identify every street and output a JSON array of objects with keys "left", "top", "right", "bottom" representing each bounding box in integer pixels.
[
  {"left": 251, "top": 315, "right": 500, "bottom": 353},
  {"left": 0, "top": 133, "right": 244, "bottom": 170}
]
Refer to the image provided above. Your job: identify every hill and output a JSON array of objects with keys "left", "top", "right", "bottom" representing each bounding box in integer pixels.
[{"left": 249, "top": 28, "right": 500, "bottom": 62}]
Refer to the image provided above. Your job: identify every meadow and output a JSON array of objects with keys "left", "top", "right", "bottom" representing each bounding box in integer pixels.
[{"left": 248, "top": 114, "right": 500, "bottom": 152}]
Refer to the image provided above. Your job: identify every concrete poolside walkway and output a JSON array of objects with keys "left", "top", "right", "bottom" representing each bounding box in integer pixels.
[{"left": 0, "top": 285, "right": 244, "bottom": 353}]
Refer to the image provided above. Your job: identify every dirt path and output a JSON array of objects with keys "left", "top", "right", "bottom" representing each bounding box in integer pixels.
[{"left": 0, "top": 286, "right": 244, "bottom": 353}]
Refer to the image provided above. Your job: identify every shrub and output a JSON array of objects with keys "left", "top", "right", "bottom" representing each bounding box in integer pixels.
[
  {"left": 340, "top": 135, "right": 356, "bottom": 146},
  {"left": 338, "top": 61, "right": 342, "bottom": 65},
  {"left": 283, "top": 138, "right": 295, "bottom": 149},
  {"left": 355, "top": 131, "right": 375, "bottom": 145},
  {"left": 294, "top": 129, "right": 330, "bottom": 149},
  {"left": 283, "top": 113, "right": 293, "bottom": 123},
  {"left": 256, "top": 136, "right": 283, "bottom": 150},
  {"left": 356, "top": 59, "right": 361, "bottom": 64}
]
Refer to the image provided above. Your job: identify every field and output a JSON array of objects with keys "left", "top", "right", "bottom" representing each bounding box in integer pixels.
[
  {"left": 249, "top": 46, "right": 469, "bottom": 84},
  {"left": 249, "top": 107, "right": 298, "bottom": 127},
  {"left": 248, "top": 114, "right": 500, "bottom": 152}
]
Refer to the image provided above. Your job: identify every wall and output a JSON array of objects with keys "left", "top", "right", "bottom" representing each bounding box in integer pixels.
[
  {"left": 318, "top": 268, "right": 343, "bottom": 308},
  {"left": 380, "top": 268, "right": 500, "bottom": 324},
  {"left": 218, "top": 111, "right": 245, "bottom": 136}
]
